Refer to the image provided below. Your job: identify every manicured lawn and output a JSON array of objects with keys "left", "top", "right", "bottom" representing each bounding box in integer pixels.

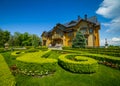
[
  {"left": 1, "top": 50, "right": 120, "bottom": 86},
  {"left": 15, "top": 64, "right": 120, "bottom": 86},
  {"left": 0, "top": 54, "right": 16, "bottom": 86}
]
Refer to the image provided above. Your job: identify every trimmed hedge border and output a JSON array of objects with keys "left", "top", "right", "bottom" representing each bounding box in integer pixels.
[
  {"left": 82, "top": 54, "right": 120, "bottom": 65},
  {"left": 58, "top": 54, "right": 98, "bottom": 73},
  {"left": 0, "top": 54, "right": 16, "bottom": 86},
  {"left": 11, "top": 51, "right": 24, "bottom": 56},
  {"left": 63, "top": 50, "right": 120, "bottom": 65},
  {"left": 16, "top": 51, "right": 57, "bottom": 76},
  {"left": 62, "top": 50, "right": 120, "bottom": 69}
]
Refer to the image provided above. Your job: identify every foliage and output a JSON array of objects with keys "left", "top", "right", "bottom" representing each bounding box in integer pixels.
[
  {"left": 1, "top": 50, "right": 120, "bottom": 86},
  {"left": 11, "top": 51, "right": 25, "bottom": 56},
  {"left": 0, "top": 54, "right": 16, "bottom": 86},
  {"left": 58, "top": 54, "right": 98, "bottom": 73},
  {"left": 83, "top": 53, "right": 120, "bottom": 65},
  {"left": 16, "top": 51, "right": 58, "bottom": 75},
  {"left": 38, "top": 46, "right": 48, "bottom": 51},
  {"left": 0, "top": 48, "right": 5, "bottom": 53},
  {"left": 25, "top": 48, "right": 39, "bottom": 53},
  {"left": 72, "top": 30, "right": 86, "bottom": 48},
  {"left": 64, "top": 47, "right": 120, "bottom": 57},
  {"left": 0, "top": 29, "right": 10, "bottom": 47},
  {"left": 62, "top": 49, "right": 120, "bottom": 69}
]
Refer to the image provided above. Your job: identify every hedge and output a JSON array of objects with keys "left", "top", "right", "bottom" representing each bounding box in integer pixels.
[
  {"left": 16, "top": 51, "right": 57, "bottom": 75},
  {"left": 58, "top": 54, "right": 98, "bottom": 73},
  {"left": 0, "top": 54, "right": 16, "bottom": 86},
  {"left": 82, "top": 54, "right": 120, "bottom": 65},
  {"left": 63, "top": 50, "right": 120, "bottom": 65},
  {"left": 11, "top": 51, "right": 25, "bottom": 56}
]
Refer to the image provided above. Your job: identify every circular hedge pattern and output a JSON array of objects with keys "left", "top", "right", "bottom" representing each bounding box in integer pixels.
[
  {"left": 58, "top": 54, "right": 98, "bottom": 73},
  {"left": 16, "top": 51, "right": 57, "bottom": 76}
]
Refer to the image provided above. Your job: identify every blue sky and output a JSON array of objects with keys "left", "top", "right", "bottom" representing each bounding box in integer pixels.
[{"left": 0, "top": 0, "right": 120, "bottom": 46}]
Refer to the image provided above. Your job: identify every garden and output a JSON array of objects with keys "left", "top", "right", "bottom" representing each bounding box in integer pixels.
[{"left": 0, "top": 47, "right": 120, "bottom": 86}]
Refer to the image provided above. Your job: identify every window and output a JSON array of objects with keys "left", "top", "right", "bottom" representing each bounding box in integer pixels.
[
  {"left": 81, "top": 29, "right": 86, "bottom": 34},
  {"left": 68, "top": 32, "right": 73, "bottom": 37},
  {"left": 89, "top": 28, "right": 93, "bottom": 33},
  {"left": 80, "top": 27, "right": 87, "bottom": 34},
  {"left": 56, "top": 29, "right": 63, "bottom": 37}
]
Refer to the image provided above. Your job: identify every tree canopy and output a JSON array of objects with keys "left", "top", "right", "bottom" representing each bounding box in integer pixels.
[
  {"left": 72, "top": 30, "right": 86, "bottom": 48},
  {"left": 0, "top": 28, "right": 42, "bottom": 48}
]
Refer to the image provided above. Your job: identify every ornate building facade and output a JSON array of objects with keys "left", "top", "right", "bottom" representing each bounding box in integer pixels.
[{"left": 41, "top": 15, "right": 100, "bottom": 47}]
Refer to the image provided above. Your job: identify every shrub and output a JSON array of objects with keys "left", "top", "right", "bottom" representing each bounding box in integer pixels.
[
  {"left": 25, "top": 48, "right": 39, "bottom": 53},
  {"left": 11, "top": 51, "right": 24, "bottom": 56},
  {"left": 72, "top": 30, "right": 86, "bottom": 48},
  {"left": 0, "top": 48, "right": 5, "bottom": 53},
  {"left": 83, "top": 54, "right": 120, "bottom": 65},
  {"left": 0, "top": 54, "right": 16, "bottom": 86},
  {"left": 41, "top": 50, "right": 51, "bottom": 58},
  {"left": 58, "top": 54, "right": 98, "bottom": 73},
  {"left": 39, "top": 46, "right": 48, "bottom": 51},
  {"left": 16, "top": 51, "right": 57, "bottom": 76}
]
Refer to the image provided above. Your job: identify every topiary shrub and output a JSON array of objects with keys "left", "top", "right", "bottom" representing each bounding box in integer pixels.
[
  {"left": 11, "top": 51, "right": 24, "bottom": 56},
  {"left": 16, "top": 51, "right": 57, "bottom": 76},
  {"left": 25, "top": 48, "right": 39, "bottom": 53},
  {"left": 58, "top": 54, "right": 98, "bottom": 73}
]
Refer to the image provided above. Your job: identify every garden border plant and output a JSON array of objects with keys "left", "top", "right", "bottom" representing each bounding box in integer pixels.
[
  {"left": 16, "top": 50, "right": 58, "bottom": 77},
  {"left": 58, "top": 54, "right": 98, "bottom": 73},
  {"left": 63, "top": 50, "right": 120, "bottom": 69}
]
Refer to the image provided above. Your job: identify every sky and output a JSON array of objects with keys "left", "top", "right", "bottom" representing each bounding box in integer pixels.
[{"left": 0, "top": 0, "right": 120, "bottom": 46}]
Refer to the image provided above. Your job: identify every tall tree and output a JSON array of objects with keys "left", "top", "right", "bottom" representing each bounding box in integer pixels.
[
  {"left": 72, "top": 30, "right": 86, "bottom": 48},
  {"left": 0, "top": 29, "right": 10, "bottom": 47}
]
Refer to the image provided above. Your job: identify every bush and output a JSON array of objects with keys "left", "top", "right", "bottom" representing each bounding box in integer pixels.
[
  {"left": 58, "top": 54, "right": 98, "bottom": 73},
  {"left": 0, "top": 48, "right": 5, "bottom": 53},
  {"left": 11, "top": 51, "right": 24, "bottom": 56},
  {"left": 41, "top": 50, "right": 51, "bottom": 58},
  {"left": 83, "top": 54, "right": 120, "bottom": 65},
  {"left": 0, "top": 54, "right": 16, "bottom": 86},
  {"left": 16, "top": 51, "right": 58, "bottom": 76},
  {"left": 25, "top": 48, "right": 39, "bottom": 53},
  {"left": 39, "top": 47, "right": 48, "bottom": 51}
]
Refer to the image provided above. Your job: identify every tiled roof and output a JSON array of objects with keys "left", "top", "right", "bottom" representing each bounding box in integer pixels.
[
  {"left": 63, "top": 19, "right": 81, "bottom": 27},
  {"left": 87, "top": 16, "right": 100, "bottom": 25},
  {"left": 42, "top": 16, "right": 100, "bottom": 36},
  {"left": 62, "top": 16, "right": 100, "bottom": 27}
]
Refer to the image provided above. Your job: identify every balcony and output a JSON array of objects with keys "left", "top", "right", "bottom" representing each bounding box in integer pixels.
[{"left": 52, "top": 34, "right": 62, "bottom": 39}]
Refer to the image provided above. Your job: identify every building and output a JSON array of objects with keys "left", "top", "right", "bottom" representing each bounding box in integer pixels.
[{"left": 41, "top": 15, "right": 100, "bottom": 47}]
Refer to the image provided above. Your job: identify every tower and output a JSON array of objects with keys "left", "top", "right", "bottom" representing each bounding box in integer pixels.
[{"left": 105, "top": 38, "right": 108, "bottom": 48}]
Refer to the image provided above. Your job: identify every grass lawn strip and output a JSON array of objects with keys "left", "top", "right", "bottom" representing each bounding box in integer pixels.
[{"left": 0, "top": 54, "right": 16, "bottom": 86}]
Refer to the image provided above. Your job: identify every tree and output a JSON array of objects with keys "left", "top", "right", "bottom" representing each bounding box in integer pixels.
[
  {"left": 0, "top": 29, "right": 10, "bottom": 47},
  {"left": 72, "top": 30, "right": 86, "bottom": 48},
  {"left": 32, "top": 34, "right": 40, "bottom": 48}
]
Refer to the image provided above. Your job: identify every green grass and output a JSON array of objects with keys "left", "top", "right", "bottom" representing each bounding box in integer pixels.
[
  {"left": 0, "top": 54, "right": 16, "bottom": 86},
  {"left": 15, "top": 64, "right": 120, "bottom": 86},
  {"left": 1, "top": 50, "right": 120, "bottom": 86}
]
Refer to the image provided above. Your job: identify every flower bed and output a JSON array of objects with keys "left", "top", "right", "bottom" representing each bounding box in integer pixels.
[{"left": 58, "top": 54, "right": 98, "bottom": 73}]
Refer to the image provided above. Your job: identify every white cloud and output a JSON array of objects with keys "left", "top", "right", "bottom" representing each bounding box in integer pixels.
[
  {"left": 100, "top": 37, "right": 120, "bottom": 46},
  {"left": 96, "top": 0, "right": 120, "bottom": 18},
  {"left": 112, "top": 37, "right": 120, "bottom": 42},
  {"left": 96, "top": 0, "right": 120, "bottom": 33}
]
